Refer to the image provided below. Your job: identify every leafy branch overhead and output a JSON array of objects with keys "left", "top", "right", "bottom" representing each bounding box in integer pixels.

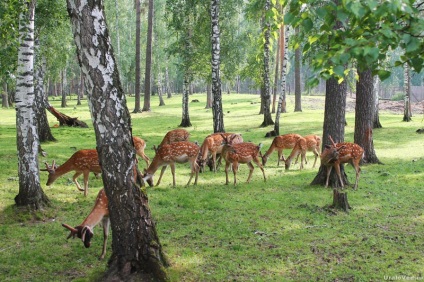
[{"left": 284, "top": 0, "right": 424, "bottom": 85}]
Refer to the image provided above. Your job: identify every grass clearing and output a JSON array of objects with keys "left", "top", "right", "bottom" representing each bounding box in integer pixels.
[{"left": 0, "top": 94, "right": 423, "bottom": 281}]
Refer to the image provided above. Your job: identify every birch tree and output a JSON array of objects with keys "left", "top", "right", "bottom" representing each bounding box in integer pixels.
[
  {"left": 15, "top": 0, "right": 50, "bottom": 208},
  {"left": 66, "top": 1, "right": 169, "bottom": 280}
]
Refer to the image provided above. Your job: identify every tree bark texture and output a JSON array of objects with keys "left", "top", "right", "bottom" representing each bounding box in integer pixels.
[
  {"left": 2, "top": 82, "right": 9, "bottom": 108},
  {"left": 354, "top": 69, "right": 381, "bottom": 164},
  {"left": 180, "top": 74, "right": 192, "bottom": 127},
  {"left": 66, "top": 1, "right": 169, "bottom": 280},
  {"left": 211, "top": 0, "right": 225, "bottom": 133},
  {"left": 294, "top": 27, "right": 302, "bottom": 112},
  {"left": 206, "top": 83, "right": 212, "bottom": 109},
  {"left": 403, "top": 64, "right": 412, "bottom": 121},
  {"left": 260, "top": 0, "right": 274, "bottom": 127},
  {"left": 133, "top": 0, "right": 142, "bottom": 113},
  {"left": 311, "top": 77, "right": 349, "bottom": 188},
  {"left": 331, "top": 188, "right": 351, "bottom": 212},
  {"left": 272, "top": 31, "right": 280, "bottom": 114},
  {"left": 14, "top": 0, "right": 50, "bottom": 209},
  {"left": 373, "top": 75, "right": 382, "bottom": 129},
  {"left": 142, "top": 0, "right": 153, "bottom": 112},
  {"left": 274, "top": 25, "right": 289, "bottom": 136}
]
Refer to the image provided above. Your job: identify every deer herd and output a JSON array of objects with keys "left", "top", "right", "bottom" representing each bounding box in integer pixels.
[{"left": 47, "top": 128, "right": 364, "bottom": 259}]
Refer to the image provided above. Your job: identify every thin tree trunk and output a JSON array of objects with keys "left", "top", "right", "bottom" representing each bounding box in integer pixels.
[
  {"left": 2, "top": 81, "right": 9, "bottom": 108},
  {"left": 180, "top": 74, "right": 192, "bottom": 127},
  {"left": 294, "top": 26, "right": 302, "bottom": 112},
  {"left": 206, "top": 83, "right": 212, "bottom": 109},
  {"left": 133, "top": 0, "right": 142, "bottom": 113},
  {"left": 279, "top": 26, "right": 287, "bottom": 113},
  {"left": 211, "top": 0, "right": 225, "bottom": 133},
  {"left": 165, "top": 66, "right": 172, "bottom": 98},
  {"left": 157, "top": 73, "right": 165, "bottom": 106},
  {"left": 61, "top": 70, "right": 67, "bottom": 107},
  {"left": 142, "top": 0, "right": 153, "bottom": 112},
  {"left": 272, "top": 29, "right": 280, "bottom": 114},
  {"left": 373, "top": 75, "right": 382, "bottom": 128},
  {"left": 403, "top": 64, "right": 412, "bottom": 121}
]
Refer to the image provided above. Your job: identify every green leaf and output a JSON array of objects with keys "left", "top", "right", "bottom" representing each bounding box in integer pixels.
[
  {"left": 302, "top": 18, "right": 313, "bottom": 32},
  {"left": 377, "top": 70, "right": 391, "bottom": 81},
  {"left": 333, "top": 65, "right": 345, "bottom": 77},
  {"left": 410, "top": 58, "right": 424, "bottom": 73}
]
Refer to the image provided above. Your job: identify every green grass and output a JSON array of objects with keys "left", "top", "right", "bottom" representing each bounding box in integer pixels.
[{"left": 1, "top": 93, "right": 423, "bottom": 281}]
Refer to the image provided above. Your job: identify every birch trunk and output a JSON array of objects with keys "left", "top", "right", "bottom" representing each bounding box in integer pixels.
[{"left": 274, "top": 26, "right": 289, "bottom": 135}]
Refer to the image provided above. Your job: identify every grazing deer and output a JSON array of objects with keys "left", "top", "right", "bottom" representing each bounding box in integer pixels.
[
  {"left": 158, "top": 129, "right": 190, "bottom": 147},
  {"left": 321, "top": 136, "right": 364, "bottom": 190},
  {"left": 62, "top": 188, "right": 109, "bottom": 260},
  {"left": 285, "top": 134, "right": 321, "bottom": 170},
  {"left": 44, "top": 149, "right": 101, "bottom": 197},
  {"left": 221, "top": 134, "right": 266, "bottom": 186},
  {"left": 133, "top": 136, "right": 150, "bottom": 167},
  {"left": 262, "top": 133, "right": 302, "bottom": 166},
  {"left": 44, "top": 137, "right": 147, "bottom": 196},
  {"left": 142, "top": 141, "right": 200, "bottom": 187},
  {"left": 198, "top": 132, "right": 243, "bottom": 172}
]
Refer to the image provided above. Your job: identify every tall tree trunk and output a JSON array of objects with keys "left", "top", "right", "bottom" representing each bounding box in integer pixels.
[
  {"left": 403, "top": 64, "right": 412, "bottom": 121},
  {"left": 311, "top": 77, "right": 349, "bottom": 188},
  {"left": 114, "top": 0, "right": 121, "bottom": 62},
  {"left": 373, "top": 75, "right": 382, "bottom": 128},
  {"left": 354, "top": 69, "right": 381, "bottom": 164},
  {"left": 142, "top": 0, "right": 153, "bottom": 112},
  {"left": 133, "top": 0, "right": 142, "bottom": 113},
  {"left": 211, "top": 0, "right": 225, "bottom": 133},
  {"left": 2, "top": 81, "right": 9, "bottom": 108},
  {"left": 205, "top": 83, "right": 212, "bottom": 109},
  {"left": 294, "top": 26, "right": 302, "bottom": 112},
  {"left": 157, "top": 73, "right": 165, "bottom": 106},
  {"left": 165, "top": 66, "right": 172, "bottom": 98},
  {"left": 67, "top": 1, "right": 169, "bottom": 280},
  {"left": 15, "top": 0, "right": 50, "bottom": 209},
  {"left": 279, "top": 26, "right": 287, "bottom": 113},
  {"left": 34, "top": 50, "right": 56, "bottom": 142},
  {"left": 61, "top": 70, "right": 67, "bottom": 107},
  {"left": 273, "top": 25, "right": 289, "bottom": 136},
  {"left": 260, "top": 0, "right": 274, "bottom": 127},
  {"left": 272, "top": 29, "right": 280, "bottom": 114},
  {"left": 180, "top": 74, "right": 192, "bottom": 127}
]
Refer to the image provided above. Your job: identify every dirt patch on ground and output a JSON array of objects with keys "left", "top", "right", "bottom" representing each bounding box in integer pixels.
[{"left": 344, "top": 97, "right": 423, "bottom": 115}]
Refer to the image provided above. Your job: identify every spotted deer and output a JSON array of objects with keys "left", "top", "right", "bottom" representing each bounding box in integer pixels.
[
  {"left": 198, "top": 132, "right": 243, "bottom": 172},
  {"left": 158, "top": 129, "right": 190, "bottom": 147},
  {"left": 221, "top": 134, "right": 266, "bottom": 186},
  {"left": 62, "top": 188, "right": 109, "bottom": 259},
  {"left": 285, "top": 134, "right": 321, "bottom": 170},
  {"left": 320, "top": 136, "right": 364, "bottom": 189},
  {"left": 43, "top": 137, "right": 148, "bottom": 196},
  {"left": 262, "top": 133, "right": 302, "bottom": 166},
  {"left": 133, "top": 136, "right": 150, "bottom": 167},
  {"left": 142, "top": 141, "right": 200, "bottom": 187}
]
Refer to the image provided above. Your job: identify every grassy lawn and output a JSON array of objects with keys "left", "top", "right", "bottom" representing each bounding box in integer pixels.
[{"left": 0, "top": 93, "right": 423, "bottom": 281}]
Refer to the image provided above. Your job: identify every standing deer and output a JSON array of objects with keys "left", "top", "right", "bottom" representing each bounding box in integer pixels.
[
  {"left": 62, "top": 188, "right": 109, "bottom": 259},
  {"left": 44, "top": 137, "right": 148, "bottom": 196},
  {"left": 198, "top": 132, "right": 243, "bottom": 172},
  {"left": 158, "top": 129, "right": 190, "bottom": 147},
  {"left": 221, "top": 134, "right": 266, "bottom": 186},
  {"left": 321, "top": 136, "right": 364, "bottom": 189},
  {"left": 285, "top": 134, "right": 321, "bottom": 170},
  {"left": 142, "top": 141, "right": 200, "bottom": 187},
  {"left": 261, "top": 133, "right": 302, "bottom": 166}
]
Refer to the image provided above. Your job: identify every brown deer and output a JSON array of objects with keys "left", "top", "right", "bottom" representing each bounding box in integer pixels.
[
  {"left": 198, "top": 132, "right": 243, "bottom": 172},
  {"left": 262, "top": 133, "right": 302, "bottom": 166},
  {"left": 158, "top": 129, "right": 190, "bottom": 147},
  {"left": 142, "top": 141, "right": 200, "bottom": 187},
  {"left": 44, "top": 137, "right": 148, "bottom": 196},
  {"left": 321, "top": 136, "right": 364, "bottom": 190},
  {"left": 133, "top": 136, "right": 150, "bottom": 167},
  {"left": 221, "top": 134, "right": 266, "bottom": 186},
  {"left": 62, "top": 188, "right": 109, "bottom": 259},
  {"left": 285, "top": 134, "right": 321, "bottom": 170}
]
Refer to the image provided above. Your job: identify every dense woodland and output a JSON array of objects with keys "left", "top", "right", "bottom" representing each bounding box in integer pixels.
[{"left": 1, "top": 0, "right": 424, "bottom": 280}]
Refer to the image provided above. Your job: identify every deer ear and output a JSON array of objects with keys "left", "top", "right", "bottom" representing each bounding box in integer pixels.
[{"left": 81, "top": 226, "right": 93, "bottom": 248}]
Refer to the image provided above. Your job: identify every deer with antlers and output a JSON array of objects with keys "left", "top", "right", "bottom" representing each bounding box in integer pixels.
[
  {"left": 285, "top": 134, "right": 321, "bottom": 170},
  {"left": 198, "top": 132, "right": 243, "bottom": 172},
  {"left": 321, "top": 136, "right": 364, "bottom": 190},
  {"left": 158, "top": 128, "right": 190, "bottom": 147},
  {"left": 43, "top": 137, "right": 148, "bottom": 196},
  {"left": 221, "top": 134, "right": 266, "bottom": 186},
  {"left": 142, "top": 141, "right": 200, "bottom": 187},
  {"left": 261, "top": 133, "right": 302, "bottom": 166},
  {"left": 62, "top": 188, "right": 109, "bottom": 259}
]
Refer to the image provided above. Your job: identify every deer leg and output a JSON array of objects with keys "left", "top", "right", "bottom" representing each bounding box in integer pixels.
[
  {"left": 353, "top": 162, "right": 361, "bottom": 190},
  {"left": 277, "top": 149, "right": 282, "bottom": 166},
  {"left": 299, "top": 150, "right": 306, "bottom": 170},
  {"left": 253, "top": 157, "right": 266, "bottom": 182},
  {"left": 212, "top": 152, "right": 217, "bottom": 172},
  {"left": 225, "top": 161, "right": 231, "bottom": 185},
  {"left": 73, "top": 172, "right": 84, "bottom": 192},
  {"left": 325, "top": 166, "right": 332, "bottom": 188},
  {"left": 156, "top": 165, "right": 168, "bottom": 186},
  {"left": 312, "top": 149, "right": 319, "bottom": 168},
  {"left": 232, "top": 161, "right": 239, "bottom": 186},
  {"left": 170, "top": 163, "right": 176, "bottom": 187},
  {"left": 186, "top": 160, "right": 198, "bottom": 186},
  {"left": 99, "top": 217, "right": 110, "bottom": 260},
  {"left": 246, "top": 162, "right": 254, "bottom": 183},
  {"left": 83, "top": 171, "right": 90, "bottom": 197},
  {"left": 141, "top": 153, "right": 150, "bottom": 168},
  {"left": 334, "top": 163, "right": 344, "bottom": 189}
]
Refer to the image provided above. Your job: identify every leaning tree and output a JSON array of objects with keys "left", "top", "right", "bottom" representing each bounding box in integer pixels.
[{"left": 66, "top": 0, "right": 169, "bottom": 280}]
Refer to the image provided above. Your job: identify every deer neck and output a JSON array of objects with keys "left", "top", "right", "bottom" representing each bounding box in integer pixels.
[{"left": 81, "top": 189, "right": 109, "bottom": 228}]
